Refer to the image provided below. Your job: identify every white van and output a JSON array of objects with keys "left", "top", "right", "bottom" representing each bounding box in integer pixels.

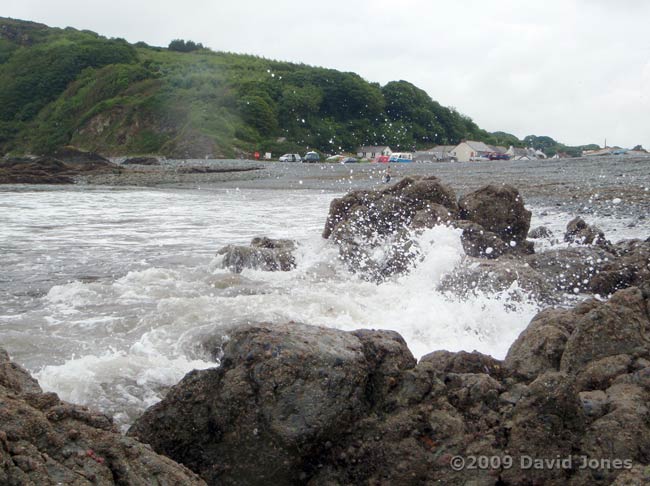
[{"left": 388, "top": 152, "right": 413, "bottom": 163}]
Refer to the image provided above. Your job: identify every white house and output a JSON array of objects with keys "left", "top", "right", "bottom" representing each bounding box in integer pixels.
[
  {"left": 450, "top": 141, "right": 492, "bottom": 162},
  {"left": 356, "top": 146, "right": 392, "bottom": 159},
  {"left": 506, "top": 146, "right": 547, "bottom": 160}
]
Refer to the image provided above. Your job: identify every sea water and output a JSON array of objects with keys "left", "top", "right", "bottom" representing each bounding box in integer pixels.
[{"left": 0, "top": 180, "right": 646, "bottom": 429}]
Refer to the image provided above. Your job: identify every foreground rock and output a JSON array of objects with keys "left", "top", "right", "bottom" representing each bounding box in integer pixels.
[
  {"left": 130, "top": 284, "right": 650, "bottom": 485},
  {"left": 0, "top": 349, "right": 206, "bottom": 485},
  {"left": 1, "top": 148, "right": 120, "bottom": 184},
  {"left": 217, "top": 237, "right": 297, "bottom": 273}
]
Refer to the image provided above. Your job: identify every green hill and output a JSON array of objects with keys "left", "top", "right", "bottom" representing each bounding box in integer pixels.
[{"left": 0, "top": 17, "right": 587, "bottom": 158}]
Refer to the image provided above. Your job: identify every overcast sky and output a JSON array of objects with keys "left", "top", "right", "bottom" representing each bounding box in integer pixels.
[{"left": 4, "top": 0, "right": 650, "bottom": 149}]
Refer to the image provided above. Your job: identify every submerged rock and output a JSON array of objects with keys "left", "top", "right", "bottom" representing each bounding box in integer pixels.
[
  {"left": 528, "top": 225, "right": 553, "bottom": 239},
  {"left": 217, "top": 237, "right": 296, "bottom": 273},
  {"left": 129, "top": 283, "right": 650, "bottom": 485},
  {"left": 564, "top": 216, "right": 609, "bottom": 246},
  {"left": 0, "top": 348, "right": 206, "bottom": 485}
]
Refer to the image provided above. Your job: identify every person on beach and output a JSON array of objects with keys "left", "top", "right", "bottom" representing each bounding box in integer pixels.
[{"left": 383, "top": 166, "right": 391, "bottom": 184}]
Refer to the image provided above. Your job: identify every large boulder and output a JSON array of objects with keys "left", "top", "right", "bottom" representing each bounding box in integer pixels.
[
  {"left": 129, "top": 323, "right": 416, "bottom": 485},
  {"left": 458, "top": 184, "right": 532, "bottom": 244},
  {"left": 0, "top": 348, "right": 205, "bottom": 485},
  {"left": 323, "top": 177, "right": 540, "bottom": 280},
  {"left": 217, "top": 237, "right": 296, "bottom": 273}
]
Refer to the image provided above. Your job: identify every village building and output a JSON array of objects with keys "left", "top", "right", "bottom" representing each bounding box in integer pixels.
[
  {"left": 413, "top": 145, "right": 456, "bottom": 162},
  {"left": 506, "top": 146, "right": 547, "bottom": 160},
  {"left": 450, "top": 141, "right": 493, "bottom": 162},
  {"left": 356, "top": 146, "right": 392, "bottom": 159}
]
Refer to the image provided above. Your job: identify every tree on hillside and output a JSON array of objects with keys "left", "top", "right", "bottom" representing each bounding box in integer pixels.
[{"left": 168, "top": 39, "right": 204, "bottom": 52}]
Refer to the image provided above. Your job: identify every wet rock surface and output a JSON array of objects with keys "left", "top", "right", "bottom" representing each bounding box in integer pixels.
[
  {"left": 324, "top": 178, "right": 647, "bottom": 301},
  {"left": 322, "top": 177, "right": 534, "bottom": 280},
  {"left": 217, "top": 237, "right": 297, "bottom": 273},
  {"left": 0, "top": 348, "right": 206, "bottom": 485},
  {"left": 565, "top": 216, "right": 609, "bottom": 246},
  {"left": 128, "top": 283, "right": 650, "bottom": 485},
  {"left": 0, "top": 147, "right": 121, "bottom": 184}
]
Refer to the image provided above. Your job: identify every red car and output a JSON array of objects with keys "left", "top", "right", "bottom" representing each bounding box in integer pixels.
[{"left": 375, "top": 155, "right": 390, "bottom": 163}]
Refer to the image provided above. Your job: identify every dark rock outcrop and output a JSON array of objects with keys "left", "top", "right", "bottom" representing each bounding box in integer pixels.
[
  {"left": 129, "top": 283, "right": 650, "bottom": 485},
  {"left": 322, "top": 176, "right": 458, "bottom": 280},
  {"left": 50, "top": 146, "right": 113, "bottom": 166},
  {"left": 129, "top": 323, "right": 416, "bottom": 485},
  {"left": 438, "top": 256, "right": 554, "bottom": 301},
  {"left": 458, "top": 184, "right": 532, "bottom": 244},
  {"left": 322, "top": 177, "right": 536, "bottom": 280},
  {"left": 589, "top": 238, "right": 650, "bottom": 295},
  {"left": 0, "top": 348, "right": 206, "bottom": 485},
  {"left": 0, "top": 157, "right": 76, "bottom": 184},
  {"left": 122, "top": 156, "right": 160, "bottom": 165},
  {"left": 1, "top": 148, "right": 120, "bottom": 184},
  {"left": 217, "top": 237, "right": 296, "bottom": 273}
]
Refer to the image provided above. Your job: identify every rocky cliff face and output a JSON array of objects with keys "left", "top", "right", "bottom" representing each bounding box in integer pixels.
[
  {"left": 128, "top": 283, "right": 650, "bottom": 485},
  {"left": 0, "top": 349, "right": 206, "bottom": 485}
]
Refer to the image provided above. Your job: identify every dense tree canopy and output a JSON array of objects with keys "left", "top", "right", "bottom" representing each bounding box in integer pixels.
[{"left": 0, "top": 17, "right": 597, "bottom": 157}]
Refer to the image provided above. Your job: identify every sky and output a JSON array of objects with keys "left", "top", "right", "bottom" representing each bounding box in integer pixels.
[{"left": 4, "top": 0, "right": 650, "bottom": 149}]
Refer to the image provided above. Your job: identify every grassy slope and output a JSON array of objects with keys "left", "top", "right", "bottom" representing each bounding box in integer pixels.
[{"left": 0, "top": 17, "right": 588, "bottom": 158}]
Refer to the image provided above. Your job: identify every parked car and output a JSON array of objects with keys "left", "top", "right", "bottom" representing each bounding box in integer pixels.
[
  {"left": 374, "top": 155, "right": 390, "bottom": 163},
  {"left": 388, "top": 152, "right": 413, "bottom": 163},
  {"left": 340, "top": 157, "right": 358, "bottom": 164},
  {"left": 279, "top": 153, "right": 301, "bottom": 162},
  {"left": 303, "top": 151, "right": 320, "bottom": 163},
  {"left": 488, "top": 153, "right": 510, "bottom": 160}
]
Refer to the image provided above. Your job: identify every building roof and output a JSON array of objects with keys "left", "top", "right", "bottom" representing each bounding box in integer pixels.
[
  {"left": 431, "top": 145, "right": 456, "bottom": 153},
  {"left": 357, "top": 145, "right": 391, "bottom": 153},
  {"left": 461, "top": 141, "right": 492, "bottom": 152},
  {"left": 511, "top": 147, "right": 529, "bottom": 157}
]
